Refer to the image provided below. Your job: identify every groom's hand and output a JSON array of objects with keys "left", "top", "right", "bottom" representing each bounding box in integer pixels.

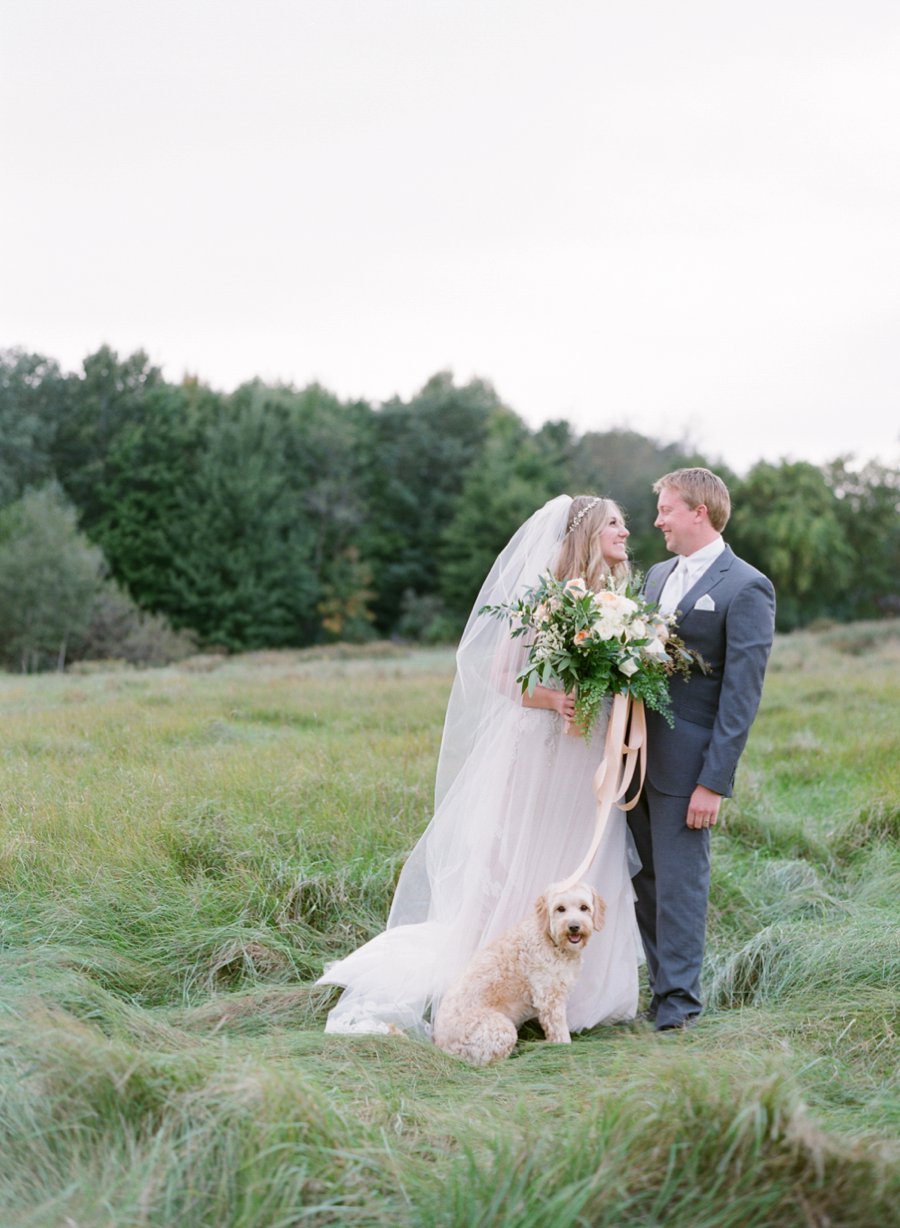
[{"left": 686, "top": 785, "right": 722, "bottom": 829}]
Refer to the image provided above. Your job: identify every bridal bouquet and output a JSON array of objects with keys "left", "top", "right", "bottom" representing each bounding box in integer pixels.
[{"left": 481, "top": 573, "right": 705, "bottom": 736}]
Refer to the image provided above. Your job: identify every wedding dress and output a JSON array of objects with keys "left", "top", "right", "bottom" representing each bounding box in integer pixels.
[{"left": 318, "top": 496, "right": 641, "bottom": 1036}]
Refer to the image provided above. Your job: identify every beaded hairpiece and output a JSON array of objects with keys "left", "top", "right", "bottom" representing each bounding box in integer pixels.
[{"left": 565, "top": 496, "right": 603, "bottom": 536}]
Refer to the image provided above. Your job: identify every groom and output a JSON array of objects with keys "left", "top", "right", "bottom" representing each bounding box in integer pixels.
[{"left": 627, "top": 467, "right": 775, "bottom": 1031}]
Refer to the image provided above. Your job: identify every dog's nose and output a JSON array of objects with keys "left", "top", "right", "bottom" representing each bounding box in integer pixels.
[{"left": 568, "top": 923, "right": 581, "bottom": 934}]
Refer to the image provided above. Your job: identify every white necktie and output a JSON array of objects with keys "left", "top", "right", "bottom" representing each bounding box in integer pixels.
[{"left": 660, "top": 559, "right": 691, "bottom": 615}]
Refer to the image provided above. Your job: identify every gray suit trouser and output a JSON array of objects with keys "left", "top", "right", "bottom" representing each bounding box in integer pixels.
[{"left": 627, "top": 780, "right": 711, "bottom": 1028}]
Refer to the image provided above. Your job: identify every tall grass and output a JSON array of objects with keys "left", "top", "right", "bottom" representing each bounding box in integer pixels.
[{"left": 0, "top": 629, "right": 897, "bottom": 1225}]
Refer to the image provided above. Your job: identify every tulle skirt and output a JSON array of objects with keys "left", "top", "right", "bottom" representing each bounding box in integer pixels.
[{"left": 319, "top": 702, "right": 641, "bottom": 1036}]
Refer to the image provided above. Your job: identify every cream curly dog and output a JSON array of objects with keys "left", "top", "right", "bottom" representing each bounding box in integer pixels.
[{"left": 432, "top": 881, "right": 605, "bottom": 1066}]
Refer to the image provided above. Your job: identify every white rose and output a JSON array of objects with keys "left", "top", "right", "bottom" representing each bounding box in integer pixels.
[
  {"left": 644, "top": 637, "right": 669, "bottom": 660},
  {"left": 630, "top": 618, "right": 647, "bottom": 640},
  {"left": 591, "top": 617, "right": 617, "bottom": 641},
  {"left": 619, "top": 656, "right": 640, "bottom": 677}
]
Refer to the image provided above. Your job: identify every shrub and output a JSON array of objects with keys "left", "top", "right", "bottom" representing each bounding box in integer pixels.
[{"left": 72, "top": 581, "right": 197, "bottom": 667}]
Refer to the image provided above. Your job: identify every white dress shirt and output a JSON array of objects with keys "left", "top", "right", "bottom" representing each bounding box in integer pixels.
[{"left": 658, "top": 536, "right": 725, "bottom": 615}]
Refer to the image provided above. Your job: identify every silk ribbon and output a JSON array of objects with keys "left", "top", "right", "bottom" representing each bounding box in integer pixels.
[{"left": 556, "top": 693, "right": 646, "bottom": 891}]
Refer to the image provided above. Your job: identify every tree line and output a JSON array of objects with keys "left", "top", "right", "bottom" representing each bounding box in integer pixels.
[{"left": 0, "top": 345, "right": 897, "bottom": 670}]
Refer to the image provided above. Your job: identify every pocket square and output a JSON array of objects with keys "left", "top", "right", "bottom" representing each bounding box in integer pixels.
[{"left": 694, "top": 594, "right": 716, "bottom": 612}]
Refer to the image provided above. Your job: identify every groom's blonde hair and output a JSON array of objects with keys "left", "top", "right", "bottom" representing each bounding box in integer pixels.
[{"left": 653, "top": 468, "right": 731, "bottom": 532}]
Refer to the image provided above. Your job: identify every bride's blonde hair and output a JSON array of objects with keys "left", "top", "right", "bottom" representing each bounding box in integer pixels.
[{"left": 553, "top": 495, "right": 630, "bottom": 589}]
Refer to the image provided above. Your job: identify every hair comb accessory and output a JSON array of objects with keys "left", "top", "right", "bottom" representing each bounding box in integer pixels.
[{"left": 566, "top": 497, "right": 602, "bottom": 536}]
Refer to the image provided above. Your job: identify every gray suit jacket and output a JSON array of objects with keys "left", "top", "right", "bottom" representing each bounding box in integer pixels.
[{"left": 643, "top": 545, "right": 775, "bottom": 798}]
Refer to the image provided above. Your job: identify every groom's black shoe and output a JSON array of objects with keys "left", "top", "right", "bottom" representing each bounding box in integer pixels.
[{"left": 656, "top": 1014, "right": 699, "bottom": 1033}]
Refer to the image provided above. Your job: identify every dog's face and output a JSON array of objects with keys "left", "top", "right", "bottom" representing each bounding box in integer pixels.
[{"left": 536, "top": 882, "right": 606, "bottom": 952}]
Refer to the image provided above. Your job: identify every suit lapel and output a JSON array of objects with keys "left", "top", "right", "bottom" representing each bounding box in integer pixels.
[
  {"left": 645, "top": 559, "right": 679, "bottom": 606},
  {"left": 678, "top": 546, "right": 735, "bottom": 617}
]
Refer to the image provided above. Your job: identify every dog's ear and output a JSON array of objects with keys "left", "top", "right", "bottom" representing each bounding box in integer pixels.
[
  {"left": 592, "top": 891, "right": 607, "bottom": 931},
  {"left": 534, "top": 892, "right": 550, "bottom": 932}
]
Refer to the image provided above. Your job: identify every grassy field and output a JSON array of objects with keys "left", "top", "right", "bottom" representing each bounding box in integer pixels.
[{"left": 0, "top": 625, "right": 897, "bottom": 1227}]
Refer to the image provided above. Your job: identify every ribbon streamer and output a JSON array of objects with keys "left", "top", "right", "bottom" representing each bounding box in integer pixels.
[{"left": 556, "top": 693, "right": 647, "bottom": 891}]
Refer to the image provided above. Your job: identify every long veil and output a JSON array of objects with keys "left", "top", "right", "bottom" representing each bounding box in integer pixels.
[
  {"left": 319, "top": 495, "right": 639, "bottom": 1035},
  {"left": 391, "top": 494, "right": 572, "bottom": 928}
]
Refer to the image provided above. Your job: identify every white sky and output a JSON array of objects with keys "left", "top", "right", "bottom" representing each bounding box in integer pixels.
[{"left": 3, "top": 0, "right": 898, "bottom": 474}]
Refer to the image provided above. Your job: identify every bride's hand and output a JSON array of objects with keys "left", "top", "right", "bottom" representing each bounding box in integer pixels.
[{"left": 522, "top": 685, "right": 576, "bottom": 721}]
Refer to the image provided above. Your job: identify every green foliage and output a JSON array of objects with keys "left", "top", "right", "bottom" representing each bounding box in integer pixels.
[
  {"left": 0, "top": 483, "right": 104, "bottom": 670},
  {"left": 396, "top": 588, "right": 460, "bottom": 643},
  {"left": 86, "top": 377, "right": 209, "bottom": 616},
  {"left": 0, "top": 464, "right": 196, "bottom": 673},
  {"left": 826, "top": 456, "right": 900, "bottom": 620},
  {"left": 52, "top": 345, "right": 166, "bottom": 527},
  {"left": 164, "top": 395, "right": 322, "bottom": 649},
  {"left": 0, "top": 348, "right": 61, "bottom": 506},
  {"left": 729, "top": 460, "right": 856, "bottom": 629},
  {"left": 72, "top": 580, "right": 197, "bottom": 667},
  {"left": 0, "top": 346, "right": 895, "bottom": 651},
  {"left": 317, "top": 546, "right": 377, "bottom": 642},
  {"left": 366, "top": 371, "right": 500, "bottom": 629},
  {"left": 440, "top": 409, "right": 568, "bottom": 622}
]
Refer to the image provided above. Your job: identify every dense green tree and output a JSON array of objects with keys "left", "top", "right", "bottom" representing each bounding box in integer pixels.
[
  {"left": 52, "top": 346, "right": 165, "bottom": 528},
  {"left": 163, "top": 396, "right": 320, "bottom": 649},
  {"left": 0, "top": 349, "right": 62, "bottom": 506},
  {"left": 825, "top": 457, "right": 900, "bottom": 619},
  {"left": 55, "top": 369, "right": 376, "bottom": 649},
  {"left": 234, "top": 381, "right": 375, "bottom": 597},
  {"left": 366, "top": 373, "right": 499, "bottom": 630},
  {"left": 439, "top": 409, "right": 568, "bottom": 623},
  {"left": 728, "top": 460, "right": 856, "bottom": 630},
  {"left": 1, "top": 346, "right": 895, "bottom": 645},
  {"left": 223, "top": 380, "right": 376, "bottom": 644},
  {"left": 0, "top": 484, "right": 105, "bottom": 671},
  {"left": 85, "top": 379, "right": 211, "bottom": 619}
]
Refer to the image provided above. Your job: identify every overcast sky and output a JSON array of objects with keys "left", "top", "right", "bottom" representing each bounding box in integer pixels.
[{"left": 3, "top": 0, "right": 898, "bottom": 473}]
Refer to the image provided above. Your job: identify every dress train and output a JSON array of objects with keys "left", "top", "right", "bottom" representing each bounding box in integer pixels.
[{"left": 319, "top": 701, "right": 641, "bottom": 1036}]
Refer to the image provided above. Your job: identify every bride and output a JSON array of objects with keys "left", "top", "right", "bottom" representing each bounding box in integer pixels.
[{"left": 318, "top": 494, "right": 641, "bottom": 1036}]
